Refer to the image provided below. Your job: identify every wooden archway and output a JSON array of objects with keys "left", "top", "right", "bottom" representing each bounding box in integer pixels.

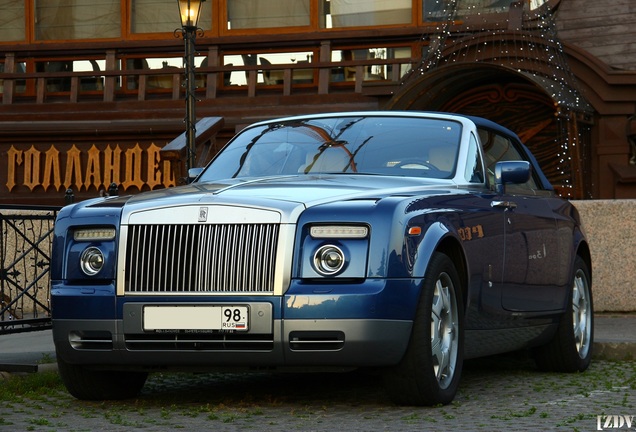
[{"left": 386, "top": 62, "right": 592, "bottom": 198}]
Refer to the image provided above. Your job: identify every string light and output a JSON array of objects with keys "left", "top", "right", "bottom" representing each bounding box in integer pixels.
[{"left": 402, "top": 0, "right": 593, "bottom": 198}]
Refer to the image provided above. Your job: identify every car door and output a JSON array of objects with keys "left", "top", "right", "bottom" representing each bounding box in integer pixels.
[
  {"left": 499, "top": 193, "right": 561, "bottom": 311},
  {"left": 453, "top": 132, "right": 507, "bottom": 319},
  {"left": 482, "top": 129, "right": 562, "bottom": 312}
]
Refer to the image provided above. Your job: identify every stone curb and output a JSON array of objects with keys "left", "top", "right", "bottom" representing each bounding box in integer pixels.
[{"left": 592, "top": 342, "right": 636, "bottom": 361}]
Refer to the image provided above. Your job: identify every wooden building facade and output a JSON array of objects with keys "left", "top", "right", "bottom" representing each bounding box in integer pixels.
[{"left": 1, "top": 0, "right": 636, "bottom": 205}]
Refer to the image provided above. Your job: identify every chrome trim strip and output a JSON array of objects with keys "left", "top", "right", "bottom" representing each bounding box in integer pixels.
[
  {"left": 116, "top": 225, "right": 128, "bottom": 296},
  {"left": 274, "top": 224, "right": 295, "bottom": 296}
]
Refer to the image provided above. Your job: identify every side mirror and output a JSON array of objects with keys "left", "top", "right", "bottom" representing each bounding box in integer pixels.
[
  {"left": 187, "top": 167, "right": 204, "bottom": 183},
  {"left": 494, "top": 161, "right": 531, "bottom": 194}
]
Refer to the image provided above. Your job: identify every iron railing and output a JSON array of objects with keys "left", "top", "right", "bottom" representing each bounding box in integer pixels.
[{"left": 0, "top": 205, "right": 60, "bottom": 335}]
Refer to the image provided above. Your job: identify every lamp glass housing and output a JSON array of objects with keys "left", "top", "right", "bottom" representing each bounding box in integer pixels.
[{"left": 177, "top": 0, "right": 204, "bottom": 28}]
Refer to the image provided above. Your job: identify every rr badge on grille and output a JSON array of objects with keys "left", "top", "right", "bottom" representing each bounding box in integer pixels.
[{"left": 198, "top": 207, "right": 208, "bottom": 223}]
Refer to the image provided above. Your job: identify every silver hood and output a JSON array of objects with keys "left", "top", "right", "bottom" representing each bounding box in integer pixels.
[{"left": 119, "top": 174, "right": 457, "bottom": 225}]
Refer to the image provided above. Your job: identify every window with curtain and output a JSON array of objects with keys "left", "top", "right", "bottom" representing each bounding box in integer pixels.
[
  {"left": 330, "top": 47, "right": 411, "bottom": 82},
  {"left": 132, "top": 0, "right": 212, "bottom": 34},
  {"left": 227, "top": 0, "right": 310, "bottom": 29},
  {"left": 0, "top": 1, "right": 25, "bottom": 42},
  {"left": 35, "top": 0, "right": 121, "bottom": 40},
  {"left": 425, "top": 0, "right": 553, "bottom": 22},
  {"left": 423, "top": 0, "right": 450, "bottom": 22},
  {"left": 325, "top": 0, "right": 411, "bottom": 28}
]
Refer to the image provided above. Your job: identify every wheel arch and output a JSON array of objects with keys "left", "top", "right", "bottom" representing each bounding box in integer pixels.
[
  {"left": 575, "top": 236, "right": 592, "bottom": 282},
  {"left": 413, "top": 222, "right": 469, "bottom": 314},
  {"left": 436, "top": 235, "right": 469, "bottom": 314}
]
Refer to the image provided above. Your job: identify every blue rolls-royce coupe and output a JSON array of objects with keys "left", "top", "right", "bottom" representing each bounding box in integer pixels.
[{"left": 51, "top": 111, "right": 593, "bottom": 405}]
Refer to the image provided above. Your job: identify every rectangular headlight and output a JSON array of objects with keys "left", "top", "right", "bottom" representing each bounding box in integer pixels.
[
  {"left": 310, "top": 225, "right": 368, "bottom": 239},
  {"left": 73, "top": 227, "right": 116, "bottom": 241}
]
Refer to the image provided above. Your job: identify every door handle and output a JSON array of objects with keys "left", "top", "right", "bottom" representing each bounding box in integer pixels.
[{"left": 491, "top": 200, "right": 517, "bottom": 210}]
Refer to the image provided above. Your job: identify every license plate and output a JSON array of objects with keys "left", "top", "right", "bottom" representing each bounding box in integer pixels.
[{"left": 143, "top": 305, "right": 249, "bottom": 332}]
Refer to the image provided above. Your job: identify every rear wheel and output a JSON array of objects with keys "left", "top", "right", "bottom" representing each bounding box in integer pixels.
[
  {"left": 384, "top": 252, "right": 464, "bottom": 406},
  {"left": 534, "top": 255, "right": 593, "bottom": 372},
  {"left": 57, "top": 356, "right": 148, "bottom": 400}
]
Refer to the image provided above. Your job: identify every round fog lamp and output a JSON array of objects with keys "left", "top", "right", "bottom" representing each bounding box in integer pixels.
[
  {"left": 80, "top": 247, "right": 105, "bottom": 276},
  {"left": 313, "top": 245, "right": 345, "bottom": 276}
]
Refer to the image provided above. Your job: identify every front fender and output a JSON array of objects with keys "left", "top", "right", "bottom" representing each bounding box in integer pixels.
[
  {"left": 409, "top": 221, "right": 470, "bottom": 313},
  {"left": 411, "top": 221, "right": 452, "bottom": 278}
]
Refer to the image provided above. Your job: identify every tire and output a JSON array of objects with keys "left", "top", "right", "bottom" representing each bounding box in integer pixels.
[
  {"left": 533, "top": 255, "right": 593, "bottom": 372},
  {"left": 57, "top": 355, "right": 148, "bottom": 400},
  {"left": 384, "top": 252, "right": 464, "bottom": 406}
]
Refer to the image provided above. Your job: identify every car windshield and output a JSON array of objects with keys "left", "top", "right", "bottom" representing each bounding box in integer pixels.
[{"left": 197, "top": 116, "right": 462, "bottom": 181}]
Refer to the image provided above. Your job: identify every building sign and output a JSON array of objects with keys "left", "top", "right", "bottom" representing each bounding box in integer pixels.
[{"left": 2, "top": 140, "right": 176, "bottom": 204}]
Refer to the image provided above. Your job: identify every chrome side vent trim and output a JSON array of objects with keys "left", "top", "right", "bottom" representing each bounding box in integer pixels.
[
  {"left": 289, "top": 331, "right": 345, "bottom": 351},
  {"left": 69, "top": 331, "right": 114, "bottom": 350}
]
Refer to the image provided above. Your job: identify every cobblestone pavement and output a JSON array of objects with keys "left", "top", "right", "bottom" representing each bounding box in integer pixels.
[{"left": 1, "top": 354, "right": 635, "bottom": 431}]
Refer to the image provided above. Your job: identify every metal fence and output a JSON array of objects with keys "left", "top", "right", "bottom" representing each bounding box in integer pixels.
[{"left": 0, "top": 205, "right": 60, "bottom": 335}]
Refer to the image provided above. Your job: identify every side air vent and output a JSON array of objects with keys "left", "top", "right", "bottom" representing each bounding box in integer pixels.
[
  {"left": 69, "top": 331, "right": 114, "bottom": 350},
  {"left": 289, "top": 331, "right": 345, "bottom": 351}
]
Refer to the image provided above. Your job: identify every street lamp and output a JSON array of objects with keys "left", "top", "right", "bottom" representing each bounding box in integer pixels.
[{"left": 177, "top": 0, "right": 205, "bottom": 173}]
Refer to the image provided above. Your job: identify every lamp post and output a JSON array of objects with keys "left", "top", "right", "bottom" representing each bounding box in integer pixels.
[{"left": 177, "top": 0, "right": 204, "bottom": 173}]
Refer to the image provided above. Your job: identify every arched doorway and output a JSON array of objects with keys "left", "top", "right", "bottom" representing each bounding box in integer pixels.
[{"left": 386, "top": 63, "right": 593, "bottom": 198}]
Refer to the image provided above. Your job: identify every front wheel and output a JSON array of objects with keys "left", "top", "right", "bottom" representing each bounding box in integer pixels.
[
  {"left": 533, "top": 255, "right": 593, "bottom": 372},
  {"left": 384, "top": 252, "right": 464, "bottom": 406},
  {"left": 57, "top": 355, "right": 148, "bottom": 400}
]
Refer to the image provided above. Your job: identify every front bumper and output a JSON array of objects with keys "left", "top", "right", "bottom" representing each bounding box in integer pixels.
[
  {"left": 52, "top": 317, "right": 411, "bottom": 370},
  {"left": 51, "top": 278, "right": 421, "bottom": 370}
]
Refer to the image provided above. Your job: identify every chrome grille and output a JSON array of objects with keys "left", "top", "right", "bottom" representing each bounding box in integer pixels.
[{"left": 125, "top": 224, "right": 279, "bottom": 293}]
